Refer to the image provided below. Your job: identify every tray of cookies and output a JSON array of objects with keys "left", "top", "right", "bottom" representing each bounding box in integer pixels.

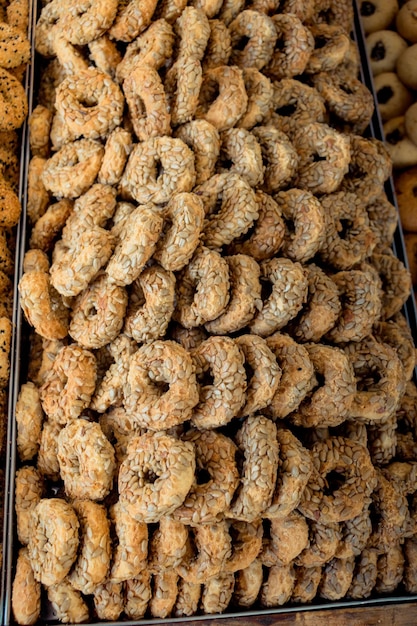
[{"left": 3, "top": 0, "right": 417, "bottom": 624}]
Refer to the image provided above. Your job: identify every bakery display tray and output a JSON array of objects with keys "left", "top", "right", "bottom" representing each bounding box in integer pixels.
[{"left": 2, "top": 0, "right": 417, "bottom": 624}]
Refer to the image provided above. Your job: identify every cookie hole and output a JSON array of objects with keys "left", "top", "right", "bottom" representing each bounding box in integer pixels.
[
  {"left": 196, "top": 467, "right": 211, "bottom": 485},
  {"left": 275, "top": 102, "right": 297, "bottom": 117},
  {"left": 385, "top": 128, "right": 403, "bottom": 145},
  {"left": 235, "top": 35, "right": 250, "bottom": 52},
  {"left": 323, "top": 469, "right": 346, "bottom": 495},
  {"left": 360, "top": 1, "right": 376, "bottom": 17},
  {"left": 377, "top": 85, "right": 394, "bottom": 105},
  {"left": 371, "top": 41, "right": 386, "bottom": 62}
]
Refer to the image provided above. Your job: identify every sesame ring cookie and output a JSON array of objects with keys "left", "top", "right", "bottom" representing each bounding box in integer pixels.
[
  {"left": 175, "top": 120, "right": 220, "bottom": 185},
  {"left": 57, "top": 418, "right": 116, "bottom": 501},
  {"left": 233, "top": 558, "right": 263, "bottom": 608},
  {"left": 312, "top": 69, "right": 375, "bottom": 134},
  {"left": 201, "top": 571, "right": 235, "bottom": 614},
  {"left": 299, "top": 436, "right": 377, "bottom": 525},
  {"left": 57, "top": 0, "right": 118, "bottom": 46},
  {"left": 217, "top": 128, "right": 264, "bottom": 187},
  {"left": 118, "top": 431, "right": 195, "bottom": 523},
  {"left": 154, "top": 192, "right": 205, "bottom": 272},
  {"left": 0, "top": 67, "right": 28, "bottom": 132},
  {"left": 123, "top": 339, "right": 199, "bottom": 431},
  {"left": 238, "top": 68, "right": 274, "bottom": 130},
  {"left": 28, "top": 104, "right": 53, "bottom": 158},
  {"left": 69, "top": 273, "right": 128, "bottom": 349},
  {"left": 120, "top": 136, "right": 196, "bottom": 205},
  {"left": 202, "top": 19, "right": 232, "bottom": 71},
  {"left": 18, "top": 270, "right": 69, "bottom": 340},
  {"left": 123, "top": 570, "right": 152, "bottom": 620},
  {"left": 275, "top": 188, "right": 325, "bottom": 264},
  {"left": 292, "top": 121, "right": 350, "bottom": 195},
  {"left": 37, "top": 420, "right": 62, "bottom": 481},
  {"left": 343, "top": 335, "right": 405, "bottom": 424},
  {"left": 148, "top": 516, "right": 187, "bottom": 574},
  {"left": 204, "top": 255, "right": 262, "bottom": 335},
  {"left": 124, "top": 264, "right": 176, "bottom": 343},
  {"left": 279, "top": 0, "right": 315, "bottom": 20},
  {"left": 366, "top": 192, "right": 398, "bottom": 250},
  {"left": 319, "top": 556, "right": 356, "bottom": 601},
  {"left": 197, "top": 172, "right": 259, "bottom": 249},
  {"left": 87, "top": 34, "right": 122, "bottom": 78},
  {"left": 29, "top": 198, "right": 73, "bottom": 253},
  {"left": 217, "top": 0, "right": 245, "bottom": 25},
  {"left": 371, "top": 249, "right": 412, "bottom": 320},
  {"left": 305, "top": 24, "right": 350, "bottom": 74},
  {"left": 265, "top": 14, "right": 314, "bottom": 80},
  {"left": 291, "top": 564, "right": 322, "bottom": 604},
  {"left": 319, "top": 192, "right": 376, "bottom": 270},
  {"left": 267, "top": 78, "right": 326, "bottom": 138},
  {"left": 12, "top": 548, "right": 41, "bottom": 626},
  {"left": 227, "top": 414, "right": 279, "bottom": 522},
  {"left": 260, "top": 564, "right": 295, "bottom": 607},
  {"left": 91, "top": 581, "right": 123, "bottom": 620},
  {"left": 149, "top": 569, "right": 178, "bottom": 618},
  {"left": 341, "top": 136, "right": 392, "bottom": 206},
  {"left": 93, "top": 334, "right": 137, "bottom": 414},
  {"left": 170, "top": 324, "right": 207, "bottom": 351},
  {"left": 326, "top": 264, "right": 382, "bottom": 344},
  {"left": 191, "top": 335, "right": 246, "bottom": 429},
  {"left": 289, "top": 263, "right": 341, "bottom": 344},
  {"left": 290, "top": 343, "right": 356, "bottom": 429},
  {"left": 176, "top": 520, "right": 232, "bottom": 584},
  {"left": 115, "top": 19, "right": 174, "bottom": 82},
  {"left": 0, "top": 22, "right": 30, "bottom": 68},
  {"left": 227, "top": 191, "right": 285, "bottom": 261},
  {"left": 375, "top": 313, "right": 417, "bottom": 383},
  {"left": 0, "top": 177, "right": 21, "bottom": 228},
  {"left": 123, "top": 65, "right": 170, "bottom": 141},
  {"left": 347, "top": 548, "right": 379, "bottom": 600},
  {"left": 261, "top": 511, "right": 309, "bottom": 567},
  {"left": 61, "top": 182, "right": 117, "bottom": 241},
  {"left": 229, "top": 10, "right": 277, "bottom": 70},
  {"left": 15, "top": 466, "right": 44, "bottom": 546},
  {"left": 34, "top": 0, "right": 66, "bottom": 57},
  {"left": 252, "top": 126, "right": 298, "bottom": 193},
  {"left": 249, "top": 257, "right": 308, "bottom": 337},
  {"left": 173, "top": 246, "right": 230, "bottom": 328},
  {"left": 106, "top": 204, "right": 164, "bottom": 287},
  {"left": 108, "top": 0, "right": 158, "bottom": 42},
  {"left": 47, "top": 581, "right": 90, "bottom": 624},
  {"left": 175, "top": 6, "right": 210, "bottom": 59},
  {"left": 39, "top": 343, "right": 97, "bottom": 426},
  {"left": 336, "top": 506, "right": 372, "bottom": 560},
  {"left": 225, "top": 519, "right": 263, "bottom": 573},
  {"left": 55, "top": 68, "right": 125, "bottom": 142},
  {"left": 264, "top": 428, "right": 313, "bottom": 520},
  {"left": 50, "top": 227, "right": 115, "bottom": 298},
  {"left": 172, "top": 428, "right": 239, "bottom": 525},
  {"left": 97, "top": 127, "right": 133, "bottom": 186},
  {"left": 41, "top": 138, "right": 104, "bottom": 199},
  {"left": 369, "top": 469, "right": 409, "bottom": 551},
  {"left": 15, "top": 382, "right": 43, "bottom": 463},
  {"left": 109, "top": 501, "right": 148, "bottom": 582},
  {"left": 68, "top": 500, "right": 111, "bottom": 595},
  {"left": 195, "top": 65, "right": 248, "bottom": 131},
  {"left": 232, "top": 334, "right": 281, "bottom": 418},
  {"left": 265, "top": 332, "right": 315, "bottom": 419},
  {"left": 164, "top": 56, "right": 203, "bottom": 127},
  {"left": 27, "top": 498, "right": 80, "bottom": 587}
]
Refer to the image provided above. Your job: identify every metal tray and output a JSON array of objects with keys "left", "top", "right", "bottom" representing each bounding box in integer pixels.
[{"left": 2, "top": 0, "right": 417, "bottom": 623}]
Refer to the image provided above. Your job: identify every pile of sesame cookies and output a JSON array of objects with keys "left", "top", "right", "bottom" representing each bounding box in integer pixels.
[{"left": 8, "top": 0, "right": 417, "bottom": 623}]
